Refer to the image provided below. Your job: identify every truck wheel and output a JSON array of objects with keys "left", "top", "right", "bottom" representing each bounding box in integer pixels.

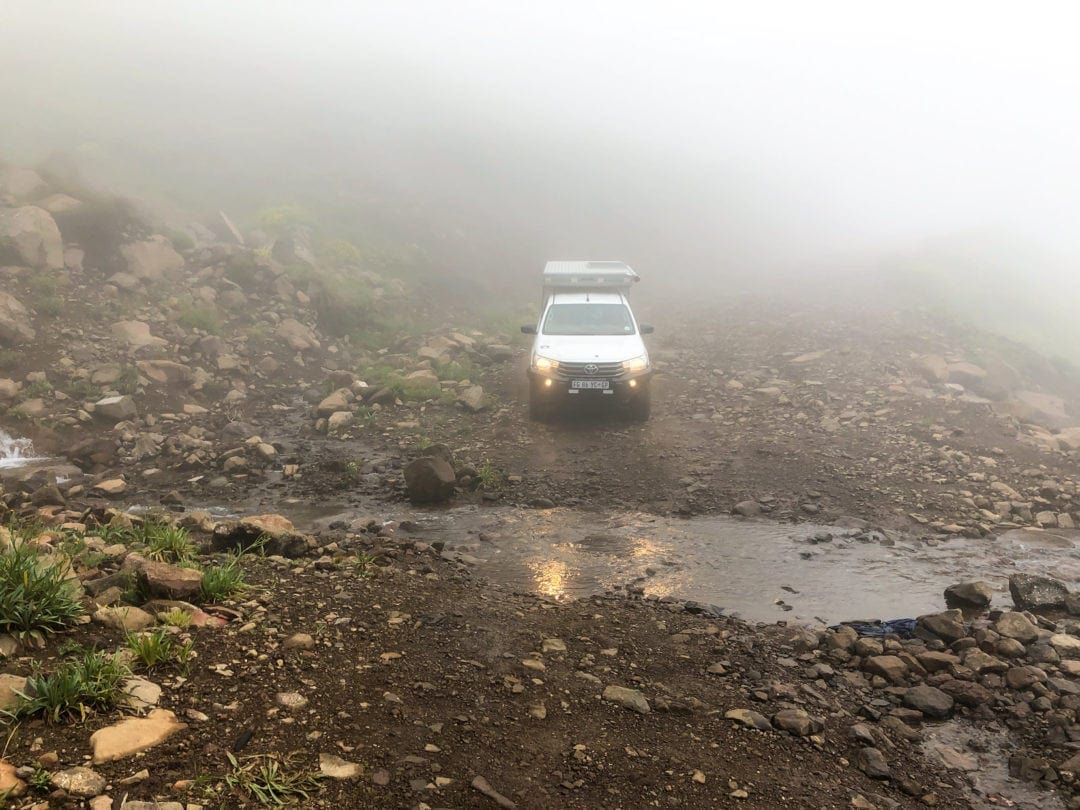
[{"left": 627, "top": 385, "right": 651, "bottom": 422}]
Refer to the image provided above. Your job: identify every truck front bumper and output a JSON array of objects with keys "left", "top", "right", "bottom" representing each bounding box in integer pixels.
[{"left": 527, "top": 368, "right": 653, "bottom": 401}]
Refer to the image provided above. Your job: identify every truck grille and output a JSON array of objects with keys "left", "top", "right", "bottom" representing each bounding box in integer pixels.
[{"left": 560, "top": 361, "right": 624, "bottom": 378}]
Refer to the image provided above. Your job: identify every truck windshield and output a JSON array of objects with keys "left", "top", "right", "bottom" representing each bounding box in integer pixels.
[{"left": 542, "top": 303, "right": 635, "bottom": 336}]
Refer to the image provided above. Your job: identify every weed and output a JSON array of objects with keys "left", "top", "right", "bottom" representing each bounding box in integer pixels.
[
  {"left": 353, "top": 403, "right": 374, "bottom": 422},
  {"left": 63, "top": 377, "right": 101, "bottom": 402},
  {"left": 434, "top": 357, "right": 478, "bottom": 382},
  {"left": 141, "top": 521, "right": 197, "bottom": 563},
  {"left": 0, "top": 541, "right": 85, "bottom": 641},
  {"left": 13, "top": 651, "right": 130, "bottom": 723},
  {"left": 200, "top": 553, "right": 248, "bottom": 603},
  {"left": 352, "top": 551, "right": 375, "bottom": 578},
  {"left": 476, "top": 460, "right": 503, "bottom": 491},
  {"left": 116, "top": 364, "right": 140, "bottom": 396},
  {"left": 23, "top": 378, "right": 53, "bottom": 398},
  {"left": 28, "top": 765, "right": 52, "bottom": 791},
  {"left": 164, "top": 227, "right": 195, "bottom": 251},
  {"left": 225, "top": 751, "right": 324, "bottom": 806},
  {"left": 90, "top": 522, "right": 136, "bottom": 545},
  {"left": 161, "top": 608, "right": 194, "bottom": 629},
  {"left": 125, "top": 628, "right": 194, "bottom": 674},
  {"left": 177, "top": 304, "right": 223, "bottom": 335},
  {"left": 344, "top": 460, "right": 362, "bottom": 481},
  {"left": 0, "top": 349, "right": 20, "bottom": 370},
  {"left": 415, "top": 436, "right": 433, "bottom": 451}
]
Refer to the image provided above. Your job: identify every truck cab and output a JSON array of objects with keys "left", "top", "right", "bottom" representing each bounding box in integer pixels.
[{"left": 522, "top": 261, "right": 654, "bottom": 421}]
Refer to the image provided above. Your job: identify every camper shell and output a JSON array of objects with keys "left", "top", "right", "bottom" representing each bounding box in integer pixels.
[{"left": 522, "top": 260, "right": 653, "bottom": 421}]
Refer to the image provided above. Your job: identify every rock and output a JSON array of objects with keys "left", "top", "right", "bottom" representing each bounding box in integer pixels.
[
  {"left": 771, "top": 708, "right": 822, "bottom": 736},
  {"left": 471, "top": 775, "right": 517, "bottom": 809},
  {"left": 319, "top": 753, "right": 363, "bottom": 779},
  {"left": 947, "top": 362, "right": 987, "bottom": 389},
  {"left": 121, "top": 676, "right": 162, "bottom": 710},
  {"left": 1009, "top": 573, "right": 1069, "bottom": 610},
  {"left": 943, "top": 581, "right": 993, "bottom": 608},
  {"left": 996, "top": 391, "right": 1072, "bottom": 431},
  {"left": 212, "top": 514, "right": 308, "bottom": 558},
  {"left": 1006, "top": 666, "right": 1047, "bottom": 690},
  {"left": 89, "top": 708, "right": 186, "bottom": 763},
  {"left": 92, "top": 605, "right": 155, "bottom": 632},
  {"left": 1050, "top": 634, "right": 1080, "bottom": 657},
  {"left": 0, "top": 205, "right": 63, "bottom": 268},
  {"left": 0, "top": 760, "right": 26, "bottom": 797},
  {"left": 865, "top": 655, "right": 908, "bottom": 683},
  {"left": 119, "top": 235, "right": 184, "bottom": 279},
  {"left": 136, "top": 360, "right": 194, "bottom": 388},
  {"left": 0, "top": 165, "right": 46, "bottom": 199},
  {"left": 404, "top": 456, "right": 457, "bottom": 503},
  {"left": 961, "top": 648, "right": 1008, "bottom": 675},
  {"left": 914, "top": 354, "right": 949, "bottom": 383},
  {"left": 902, "top": 685, "right": 954, "bottom": 719},
  {"left": 138, "top": 560, "right": 203, "bottom": 600},
  {"left": 283, "top": 632, "right": 315, "bottom": 651},
  {"left": 858, "top": 747, "right": 892, "bottom": 780},
  {"left": 317, "top": 388, "right": 352, "bottom": 417},
  {"left": 50, "top": 766, "right": 107, "bottom": 796},
  {"left": 93, "top": 395, "right": 137, "bottom": 421},
  {"left": 91, "top": 478, "right": 127, "bottom": 497},
  {"left": 275, "top": 691, "right": 308, "bottom": 710},
  {"left": 0, "top": 673, "right": 28, "bottom": 711},
  {"left": 724, "top": 708, "right": 771, "bottom": 731},
  {"left": 733, "top": 500, "right": 761, "bottom": 517},
  {"left": 0, "top": 378, "right": 18, "bottom": 400},
  {"left": 0, "top": 291, "right": 35, "bottom": 344},
  {"left": 457, "top": 385, "right": 487, "bottom": 412},
  {"left": 917, "top": 610, "right": 967, "bottom": 643},
  {"left": 277, "top": 318, "right": 320, "bottom": 352},
  {"left": 326, "top": 411, "right": 354, "bottom": 434},
  {"left": 602, "top": 685, "right": 650, "bottom": 714},
  {"left": 111, "top": 320, "right": 166, "bottom": 349},
  {"left": 39, "top": 192, "right": 82, "bottom": 213},
  {"left": 994, "top": 611, "right": 1039, "bottom": 644}
]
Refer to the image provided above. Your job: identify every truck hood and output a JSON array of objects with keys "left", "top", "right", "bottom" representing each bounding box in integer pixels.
[{"left": 533, "top": 334, "right": 647, "bottom": 363}]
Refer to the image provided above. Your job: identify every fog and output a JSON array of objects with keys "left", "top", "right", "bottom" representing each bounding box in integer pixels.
[{"left": 3, "top": 1, "right": 1079, "bottom": 352}]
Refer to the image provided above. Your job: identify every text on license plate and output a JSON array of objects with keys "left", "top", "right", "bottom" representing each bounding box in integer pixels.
[{"left": 571, "top": 379, "right": 610, "bottom": 390}]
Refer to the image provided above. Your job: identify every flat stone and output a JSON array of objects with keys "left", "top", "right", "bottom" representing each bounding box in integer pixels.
[
  {"left": 994, "top": 612, "right": 1039, "bottom": 644},
  {"left": 121, "top": 676, "right": 162, "bottom": 710},
  {"left": 92, "top": 605, "right": 155, "bottom": 632},
  {"left": 89, "top": 708, "right": 186, "bottom": 764},
  {"left": 138, "top": 560, "right": 203, "bottom": 600},
  {"left": 602, "top": 685, "right": 650, "bottom": 714},
  {"left": 1050, "top": 634, "right": 1080, "bottom": 657},
  {"left": 275, "top": 691, "right": 308, "bottom": 710},
  {"left": 865, "top": 655, "right": 908, "bottom": 683},
  {"left": 319, "top": 753, "right": 363, "bottom": 779},
  {"left": 0, "top": 673, "right": 28, "bottom": 711},
  {"left": 903, "top": 685, "right": 954, "bottom": 719},
  {"left": 944, "top": 581, "right": 993, "bottom": 608},
  {"left": 724, "top": 708, "right": 771, "bottom": 731},
  {"left": 771, "top": 708, "right": 822, "bottom": 736},
  {"left": 50, "top": 766, "right": 106, "bottom": 797}
]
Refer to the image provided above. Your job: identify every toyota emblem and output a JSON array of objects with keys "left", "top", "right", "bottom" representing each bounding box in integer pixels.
[{"left": 584, "top": 363, "right": 599, "bottom": 375}]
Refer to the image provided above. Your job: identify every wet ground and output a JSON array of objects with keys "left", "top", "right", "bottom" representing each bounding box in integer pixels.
[{"left": 303, "top": 504, "right": 1080, "bottom": 626}]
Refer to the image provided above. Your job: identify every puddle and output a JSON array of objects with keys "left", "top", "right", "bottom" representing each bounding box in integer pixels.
[
  {"left": 0, "top": 429, "right": 47, "bottom": 470},
  {"left": 924, "top": 721, "right": 1065, "bottom": 809},
  {"left": 325, "top": 506, "right": 1080, "bottom": 626}
]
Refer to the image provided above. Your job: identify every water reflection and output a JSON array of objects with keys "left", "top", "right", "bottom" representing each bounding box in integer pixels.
[{"left": 530, "top": 559, "right": 571, "bottom": 600}]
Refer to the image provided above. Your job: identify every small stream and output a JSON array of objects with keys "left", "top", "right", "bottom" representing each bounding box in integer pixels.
[
  {"left": 300, "top": 504, "right": 1080, "bottom": 626},
  {"left": 0, "top": 429, "right": 46, "bottom": 470}
]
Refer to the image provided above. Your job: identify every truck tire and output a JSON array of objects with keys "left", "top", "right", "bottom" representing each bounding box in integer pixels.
[{"left": 627, "top": 384, "right": 651, "bottom": 422}]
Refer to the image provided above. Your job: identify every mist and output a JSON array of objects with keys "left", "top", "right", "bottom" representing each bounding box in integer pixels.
[{"left": 3, "top": 1, "right": 1079, "bottom": 353}]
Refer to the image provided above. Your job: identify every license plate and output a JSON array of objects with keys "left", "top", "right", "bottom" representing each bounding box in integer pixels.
[{"left": 571, "top": 379, "right": 609, "bottom": 390}]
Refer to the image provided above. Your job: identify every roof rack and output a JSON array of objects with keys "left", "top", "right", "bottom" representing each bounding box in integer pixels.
[{"left": 542, "top": 260, "right": 639, "bottom": 293}]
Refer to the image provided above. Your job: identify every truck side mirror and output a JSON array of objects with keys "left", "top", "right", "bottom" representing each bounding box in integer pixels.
[
  {"left": 520, "top": 325, "right": 537, "bottom": 335},
  {"left": 639, "top": 324, "right": 655, "bottom": 335}
]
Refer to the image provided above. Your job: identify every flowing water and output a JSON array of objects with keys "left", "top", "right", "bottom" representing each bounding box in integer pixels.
[
  {"left": 301, "top": 504, "right": 1080, "bottom": 626},
  {"left": 0, "top": 429, "right": 46, "bottom": 470}
]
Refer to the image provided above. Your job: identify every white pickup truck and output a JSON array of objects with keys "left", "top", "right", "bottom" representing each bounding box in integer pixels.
[{"left": 521, "top": 261, "right": 654, "bottom": 421}]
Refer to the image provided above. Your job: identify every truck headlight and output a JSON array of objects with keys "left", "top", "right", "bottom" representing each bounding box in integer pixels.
[
  {"left": 622, "top": 355, "right": 649, "bottom": 373},
  {"left": 532, "top": 355, "right": 558, "bottom": 372}
]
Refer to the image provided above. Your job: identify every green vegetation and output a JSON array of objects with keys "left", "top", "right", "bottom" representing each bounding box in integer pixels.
[
  {"left": 125, "top": 628, "right": 194, "bottom": 673},
  {"left": 0, "top": 540, "right": 85, "bottom": 642},
  {"left": 476, "top": 460, "right": 503, "bottom": 491},
  {"left": 164, "top": 227, "right": 195, "bottom": 251},
  {"left": 352, "top": 551, "right": 375, "bottom": 578},
  {"left": 22, "top": 378, "right": 53, "bottom": 398},
  {"left": 200, "top": 551, "right": 249, "bottom": 602},
  {"left": 361, "top": 365, "right": 442, "bottom": 402},
  {"left": 26, "top": 273, "right": 66, "bottom": 318},
  {"left": 161, "top": 607, "right": 194, "bottom": 629},
  {"left": 224, "top": 252, "right": 262, "bottom": 290},
  {"left": 141, "top": 520, "right": 198, "bottom": 564},
  {"left": 255, "top": 204, "right": 311, "bottom": 235},
  {"left": 11, "top": 651, "right": 130, "bottom": 723},
  {"left": 177, "top": 303, "right": 223, "bottom": 335},
  {"left": 225, "top": 752, "right": 324, "bottom": 806},
  {"left": 434, "top": 357, "right": 477, "bottom": 382}
]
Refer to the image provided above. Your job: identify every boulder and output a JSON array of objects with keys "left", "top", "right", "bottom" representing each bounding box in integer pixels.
[
  {"left": 917, "top": 610, "right": 967, "bottom": 643},
  {"left": 947, "top": 362, "right": 987, "bottom": 389},
  {"left": 0, "top": 205, "right": 63, "bottom": 268},
  {"left": 914, "top": 354, "right": 949, "bottom": 383},
  {"left": 0, "top": 291, "right": 35, "bottom": 344},
  {"left": 1009, "top": 573, "right": 1069, "bottom": 610},
  {"left": 317, "top": 388, "right": 352, "bottom": 417},
  {"left": 865, "top": 655, "right": 908, "bottom": 683},
  {"left": 943, "top": 581, "right": 993, "bottom": 608},
  {"left": 995, "top": 391, "right": 1072, "bottom": 431},
  {"left": 404, "top": 456, "right": 457, "bottom": 503},
  {"left": 212, "top": 513, "right": 309, "bottom": 557},
  {"left": 137, "top": 560, "right": 203, "bottom": 600},
  {"left": 94, "top": 395, "right": 138, "bottom": 422},
  {"left": 994, "top": 612, "right": 1039, "bottom": 644},
  {"left": 277, "top": 318, "right": 320, "bottom": 352},
  {"left": 771, "top": 708, "right": 822, "bottom": 736},
  {"left": 119, "top": 235, "right": 184, "bottom": 280},
  {"left": 457, "top": 384, "right": 487, "bottom": 412}
]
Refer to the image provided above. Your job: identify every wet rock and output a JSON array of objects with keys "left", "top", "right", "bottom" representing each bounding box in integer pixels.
[
  {"left": 902, "top": 685, "right": 953, "bottom": 719},
  {"left": 994, "top": 611, "right": 1039, "bottom": 644},
  {"left": 916, "top": 610, "right": 967, "bottom": 643},
  {"left": 602, "top": 685, "right": 650, "bottom": 714},
  {"left": 857, "top": 747, "right": 892, "bottom": 780},
  {"left": 49, "top": 766, "right": 106, "bottom": 797},
  {"left": 1009, "top": 573, "right": 1069, "bottom": 610},
  {"left": 943, "top": 581, "right": 993, "bottom": 608},
  {"left": 0, "top": 205, "right": 63, "bottom": 268},
  {"left": 404, "top": 456, "right": 456, "bottom": 504},
  {"left": 771, "top": 708, "right": 822, "bottom": 736}
]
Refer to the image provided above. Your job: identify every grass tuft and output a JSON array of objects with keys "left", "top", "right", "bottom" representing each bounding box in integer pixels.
[
  {"left": 0, "top": 541, "right": 85, "bottom": 642},
  {"left": 12, "top": 651, "right": 130, "bottom": 723},
  {"left": 126, "top": 627, "right": 194, "bottom": 674},
  {"left": 225, "top": 752, "right": 324, "bottom": 806}
]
